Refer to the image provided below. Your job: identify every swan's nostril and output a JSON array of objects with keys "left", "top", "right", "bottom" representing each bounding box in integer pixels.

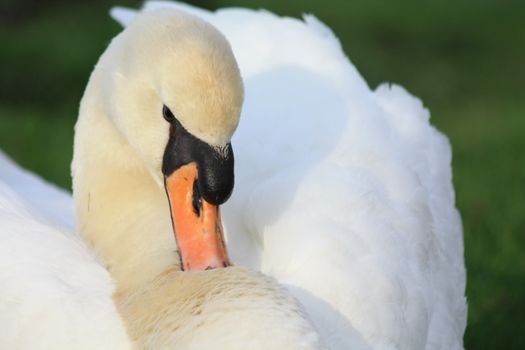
[{"left": 192, "top": 179, "right": 202, "bottom": 216}]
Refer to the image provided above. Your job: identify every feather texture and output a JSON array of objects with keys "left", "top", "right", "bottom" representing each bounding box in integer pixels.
[{"left": 0, "top": 2, "right": 466, "bottom": 349}]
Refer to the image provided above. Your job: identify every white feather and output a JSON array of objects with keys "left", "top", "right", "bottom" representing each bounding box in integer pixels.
[
  {"left": 0, "top": 160, "right": 132, "bottom": 349},
  {"left": 1, "top": 2, "right": 466, "bottom": 349}
]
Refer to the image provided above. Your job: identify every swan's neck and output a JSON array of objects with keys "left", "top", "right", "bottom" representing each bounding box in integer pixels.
[{"left": 72, "top": 73, "right": 179, "bottom": 294}]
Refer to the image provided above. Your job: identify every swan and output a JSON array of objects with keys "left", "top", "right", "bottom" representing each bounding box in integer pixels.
[{"left": 0, "top": 2, "right": 467, "bottom": 349}]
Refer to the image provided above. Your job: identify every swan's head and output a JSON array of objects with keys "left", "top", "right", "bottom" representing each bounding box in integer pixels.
[{"left": 96, "top": 10, "right": 243, "bottom": 271}]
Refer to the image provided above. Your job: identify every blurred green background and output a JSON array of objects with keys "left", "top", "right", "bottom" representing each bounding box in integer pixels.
[{"left": 1, "top": 0, "right": 524, "bottom": 348}]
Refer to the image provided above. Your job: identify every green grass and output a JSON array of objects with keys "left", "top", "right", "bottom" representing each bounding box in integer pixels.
[{"left": 1, "top": 1, "right": 524, "bottom": 348}]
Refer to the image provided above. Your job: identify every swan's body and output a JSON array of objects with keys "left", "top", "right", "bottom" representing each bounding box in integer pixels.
[{"left": 0, "top": 2, "right": 467, "bottom": 350}]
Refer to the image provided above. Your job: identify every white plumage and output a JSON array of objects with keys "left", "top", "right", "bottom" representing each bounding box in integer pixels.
[
  {"left": 0, "top": 2, "right": 466, "bottom": 349},
  {"left": 0, "top": 156, "right": 131, "bottom": 349}
]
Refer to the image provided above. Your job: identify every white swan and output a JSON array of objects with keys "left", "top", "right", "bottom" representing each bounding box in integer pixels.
[{"left": 0, "top": 2, "right": 467, "bottom": 349}]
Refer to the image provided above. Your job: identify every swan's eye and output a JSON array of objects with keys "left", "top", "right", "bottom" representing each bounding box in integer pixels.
[{"left": 163, "top": 105, "right": 175, "bottom": 123}]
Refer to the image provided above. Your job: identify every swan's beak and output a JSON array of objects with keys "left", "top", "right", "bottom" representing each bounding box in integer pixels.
[
  {"left": 162, "top": 118, "right": 234, "bottom": 271},
  {"left": 165, "top": 163, "right": 230, "bottom": 271},
  {"left": 165, "top": 162, "right": 230, "bottom": 271}
]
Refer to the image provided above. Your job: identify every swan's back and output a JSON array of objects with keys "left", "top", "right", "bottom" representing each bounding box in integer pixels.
[
  {"left": 0, "top": 152, "right": 75, "bottom": 231},
  {"left": 113, "top": 3, "right": 466, "bottom": 349},
  {"left": 0, "top": 153, "right": 132, "bottom": 349}
]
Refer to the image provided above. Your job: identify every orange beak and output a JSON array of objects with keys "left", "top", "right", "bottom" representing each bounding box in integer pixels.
[{"left": 165, "top": 162, "right": 230, "bottom": 271}]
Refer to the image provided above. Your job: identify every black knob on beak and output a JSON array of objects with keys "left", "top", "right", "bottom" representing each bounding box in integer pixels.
[
  {"left": 162, "top": 118, "right": 234, "bottom": 206},
  {"left": 196, "top": 143, "right": 234, "bottom": 205}
]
